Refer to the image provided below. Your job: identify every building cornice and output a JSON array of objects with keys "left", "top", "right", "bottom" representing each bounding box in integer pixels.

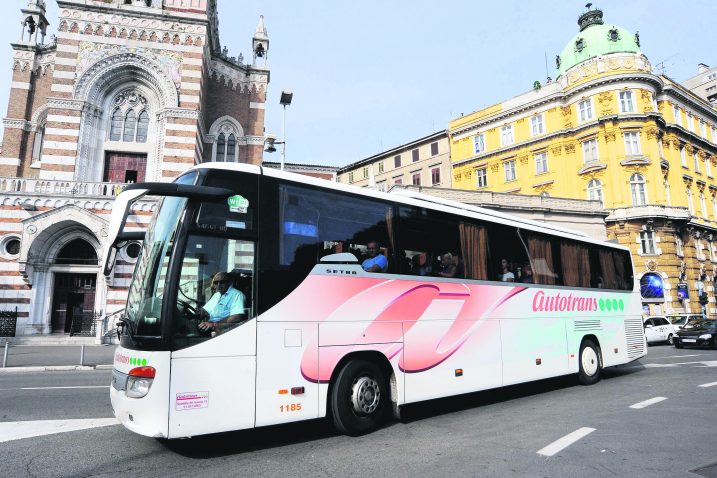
[
  {"left": 56, "top": 1, "right": 208, "bottom": 26},
  {"left": 453, "top": 112, "right": 662, "bottom": 169},
  {"left": 661, "top": 83, "right": 717, "bottom": 120},
  {"left": 450, "top": 73, "right": 664, "bottom": 138}
]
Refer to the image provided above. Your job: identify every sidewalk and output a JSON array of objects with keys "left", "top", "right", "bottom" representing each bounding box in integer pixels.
[{"left": 0, "top": 344, "right": 115, "bottom": 373}]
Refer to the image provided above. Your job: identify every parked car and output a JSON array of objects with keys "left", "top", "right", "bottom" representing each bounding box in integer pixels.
[
  {"left": 666, "top": 313, "right": 703, "bottom": 332},
  {"left": 674, "top": 318, "right": 717, "bottom": 348},
  {"left": 643, "top": 316, "right": 677, "bottom": 345}
]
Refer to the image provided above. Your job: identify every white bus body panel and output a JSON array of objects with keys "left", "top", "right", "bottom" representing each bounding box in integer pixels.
[
  {"left": 110, "top": 348, "right": 171, "bottom": 438},
  {"left": 404, "top": 318, "right": 503, "bottom": 403},
  {"left": 167, "top": 320, "right": 257, "bottom": 438},
  {"left": 500, "top": 317, "right": 569, "bottom": 386},
  {"left": 255, "top": 322, "right": 319, "bottom": 427}
]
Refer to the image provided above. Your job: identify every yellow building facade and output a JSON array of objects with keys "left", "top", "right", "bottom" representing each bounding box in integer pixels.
[{"left": 449, "top": 8, "right": 717, "bottom": 316}]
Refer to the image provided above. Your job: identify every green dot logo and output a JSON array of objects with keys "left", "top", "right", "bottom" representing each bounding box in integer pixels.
[
  {"left": 612, "top": 299, "right": 618, "bottom": 311},
  {"left": 619, "top": 299, "right": 624, "bottom": 311},
  {"left": 141, "top": 359, "right": 147, "bottom": 366},
  {"left": 606, "top": 299, "right": 612, "bottom": 311},
  {"left": 130, "top": 358, "right": 135, "bottom": 365},
  {"left": 599, "top": 298, "right": 605, "bottom": 311}
]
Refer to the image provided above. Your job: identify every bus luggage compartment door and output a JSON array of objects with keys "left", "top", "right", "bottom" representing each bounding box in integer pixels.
[{"left": 255, "top": 322, "right": 319, "bottom": 427}]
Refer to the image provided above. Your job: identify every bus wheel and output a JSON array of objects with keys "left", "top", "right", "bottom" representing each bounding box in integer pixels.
[
  {"left": 330, "top": 359, "right": 387, "bottom": 436},
  {"left": 578, "top": 339, "right": 602, "bottom": 385}
]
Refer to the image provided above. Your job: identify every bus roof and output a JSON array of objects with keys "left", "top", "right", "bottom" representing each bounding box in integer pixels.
[{"left": 191, "top": 163, "right": 625, "bottom": 251}]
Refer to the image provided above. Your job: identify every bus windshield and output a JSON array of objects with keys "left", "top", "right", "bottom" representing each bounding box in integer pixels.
[{"left": 124, "top": 195, "right": 188, "bottom": 337}]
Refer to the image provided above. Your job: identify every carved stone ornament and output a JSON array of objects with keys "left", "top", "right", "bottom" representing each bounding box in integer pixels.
[
  {"left": 3, "top": 119, "right": 31, "bottom": 131},
  {"left": 564, "top": 143, "right": 576, "bottom": 154},
  {"left": 578, "top": 161, "right": 607, "bottom": 175},
  {"left": 114, "top": 89, "right": 148, "bottom": 108},
  {"left": 640, "top": 90, "right": 654, "bottom": 112},
  {"left": 490, "top": 163, "right": 500, "bottom": 173},
  {"left": 76, "top": 42, "right": 182, "bottom": 88},
  {"left": 646, "top": 259, "right": 657, "bottom": 272},
  {"left": 604, "top": 131, "right": 616, "bottom": 142},
  {"left": 551, "top": 146, "right": 562, "bottom": 156}
]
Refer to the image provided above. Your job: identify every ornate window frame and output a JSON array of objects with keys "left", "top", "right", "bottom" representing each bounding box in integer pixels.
[{"left": 208, "top": 116, "right": 244, "bottom": 163}]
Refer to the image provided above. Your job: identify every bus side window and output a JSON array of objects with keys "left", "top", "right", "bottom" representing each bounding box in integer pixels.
[
  {"left": 397, "top": 206, "right": 462, "bottom": 277},
  {"left": 278, "top": 184, "right": 393, "bottom": 271},
  {"left": 520, "top": 231, "right": 559, "bottom": 285},
  {"left": 486, "top": 223, "right": 529, "bottom": 283}
]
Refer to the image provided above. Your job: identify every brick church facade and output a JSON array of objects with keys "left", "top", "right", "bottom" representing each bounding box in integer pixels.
[{"left": 0, "top": 0, "right": 269, "bottom": 336}]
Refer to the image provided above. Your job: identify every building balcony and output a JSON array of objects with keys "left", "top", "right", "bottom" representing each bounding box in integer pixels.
[
  {"left": 606, "top": 205, "right": 691, "bottom": 222},
  {"left": 0, "top": 177, "right": 125, "bottom": 198}
]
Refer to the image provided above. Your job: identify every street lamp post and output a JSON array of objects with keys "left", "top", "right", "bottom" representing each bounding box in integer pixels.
[{"left": 279, "top": 90, "right": 293, "bottom": 171}]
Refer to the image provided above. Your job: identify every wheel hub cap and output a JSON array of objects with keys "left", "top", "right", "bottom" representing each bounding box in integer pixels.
[
  {"left": 351, "top": 376, "right": 380, "bottom": 415},
  {"left": 582, "top": 347, "right": 598, "bottom": 376}
]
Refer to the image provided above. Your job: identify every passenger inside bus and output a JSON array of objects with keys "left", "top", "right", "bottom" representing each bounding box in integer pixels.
[
  {"left": 198, "top": 271, "right": 246, "bottom": 335},
  {"left": 362, "top": 240, "right": 388, "bottom": 273},
  {"left": 410, "top": 252, "right": 432, "bottom": 276},
  {"left": 499, "top": 258, "right": 515, "bottom": 282},
  {"left": 437, "top": 252, "right": 459, "bottom": 278},
  {"left": 519, "top": 263, "right": 535, "bottom": 283}
]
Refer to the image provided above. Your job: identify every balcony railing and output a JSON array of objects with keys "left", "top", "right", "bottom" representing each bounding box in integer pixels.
[
  {"left": 0, "top": 178, "right": 124, "bottom": 197},
  {"left": 606, "top": 205, "right": 691, "bottom": 222}
]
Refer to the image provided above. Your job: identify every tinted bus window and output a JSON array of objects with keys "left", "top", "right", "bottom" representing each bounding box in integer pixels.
[
  {"left": 278, "top": 184, "right": 393, "bottom": 271},
  {"left": 397, "top": 207, "right": 464, "bottom": 278},
  {"left": 487, "top": 223, "right": 529, "bottom": 283},
  {"left": 197, "top": 170, "right": 258, "bottom": 233},
  {"left": 598, "top": 248, "right": 633, "bottom": 290},
  {"left": 560, "top": 239, "right": 592, "bottom": 288},
  {"left": 520, "top": 230, "right": 560, "bottom": 285}
]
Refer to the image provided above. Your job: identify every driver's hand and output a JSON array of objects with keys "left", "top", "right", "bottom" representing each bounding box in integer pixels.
[{"left": 198, "top": 321, "right": 213, "bottom": 331}]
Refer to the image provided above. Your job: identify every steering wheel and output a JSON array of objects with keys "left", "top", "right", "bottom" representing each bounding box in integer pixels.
[{"left": 177, "top": 299, "right": 200, "bottom": 318}]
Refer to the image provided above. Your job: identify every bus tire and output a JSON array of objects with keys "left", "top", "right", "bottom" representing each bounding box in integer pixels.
[
  {"left": 330, "top": 359, "right": 387, "bottom": 436},
  {"left": 578, "top": 339, "right": 602, "bottom": 385}
]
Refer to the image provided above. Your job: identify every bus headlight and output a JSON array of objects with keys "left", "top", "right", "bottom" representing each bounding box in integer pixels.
[
  {"left": 126, "top": 366, "right": 156, "bottom": 398},
  {"left": 699, "top": 334, "right": 712, "bottom": 340}
]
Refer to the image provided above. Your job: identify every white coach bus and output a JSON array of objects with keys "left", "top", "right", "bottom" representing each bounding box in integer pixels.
[{"left": 103, "top": 163, "right": 646, "bottom": 438}]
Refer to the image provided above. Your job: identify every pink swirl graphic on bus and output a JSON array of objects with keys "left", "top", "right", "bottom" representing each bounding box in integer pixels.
[{"left": 271, "top": 276, "right": 527, "bottom": 383}]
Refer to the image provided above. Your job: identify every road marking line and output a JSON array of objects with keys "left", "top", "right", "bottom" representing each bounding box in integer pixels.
[
  {"left": 0, "top": 386, "right": 109, "bottom": 391},
  {"left": 537, "top": 427, "right": 595, "bottom": 457},
  {"left": 698, "top": 381, "right": 717, "bottom": 388},
  {"left": 0, "top": 418, "right": 118, "bottom": 443},
  {"left": 629, "top": 397, "right": 667, "bottom": 409}
]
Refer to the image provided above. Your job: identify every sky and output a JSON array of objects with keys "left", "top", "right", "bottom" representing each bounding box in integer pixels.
[{"left": 0, "top": 0, "right": 714, "bottom": 167}]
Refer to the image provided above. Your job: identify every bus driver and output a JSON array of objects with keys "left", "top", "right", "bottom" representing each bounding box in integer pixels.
[{"left": 198, "top": 272, "right": 246, "bottom": 334}]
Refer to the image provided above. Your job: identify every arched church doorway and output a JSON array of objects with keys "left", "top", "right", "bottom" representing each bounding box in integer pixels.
[{"left": 50, "top": 238, "right": 99, "bottom": 334}]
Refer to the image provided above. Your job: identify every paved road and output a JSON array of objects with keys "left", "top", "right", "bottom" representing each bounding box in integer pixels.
[{"left": 0, "top": 345, "right": 715, "bottom": 477}]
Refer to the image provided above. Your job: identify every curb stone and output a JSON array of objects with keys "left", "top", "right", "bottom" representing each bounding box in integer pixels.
[{"left": 0, "top": 365, "right": 112, "bottom": 374}]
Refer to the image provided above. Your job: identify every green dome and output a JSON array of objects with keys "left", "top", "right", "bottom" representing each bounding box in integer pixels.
[{"left": 556, "top": 9, "right": 641, "bottom": 76}]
